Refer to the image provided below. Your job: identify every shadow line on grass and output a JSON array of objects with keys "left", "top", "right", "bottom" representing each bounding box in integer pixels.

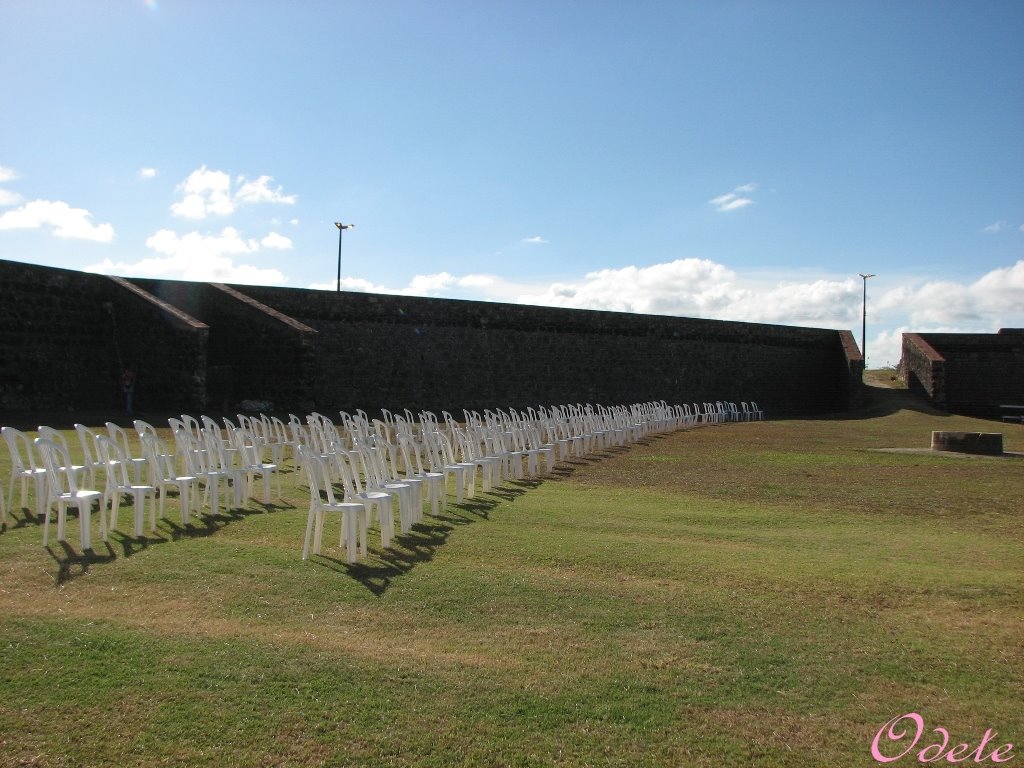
[
  {"left": 42, "top": 495, "right": 295, "bottom": 586},
  {"left": 310, "top": 479, "right": 543, "bottom": 595}
]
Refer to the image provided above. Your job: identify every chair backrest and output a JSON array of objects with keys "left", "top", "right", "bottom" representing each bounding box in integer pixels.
[
  {"left": 299, "top": 445, "right": 340, "bottom": 506},
  {"left": 140, "top": 432, "right": 174, "bottom": 482},
  {"left": 3, "top": 425, "right": 39, "bottom": 474},
  {"left": 34, "top": 437, "right": 80, "bottom": 495},
  {"left": 180, "top": 414, "right": 202, "bottom": 441},
  {"left": 431, "top": 429, "right": 460, "bottom": 467},
  {"left": 38, "top": 426, "right": 73, "bottom": 457},
  {"left": 133, "top": 420, "right": 159, "bottom": 442},
  {"left": 173, "top": 429, "right": 203, "bottom": 476},
  {"left": 95, "top": 434, "right": 130, "bottom": 489},
  {"left": 200, "top": 427, "right": 230, "bottom": 472},
  {"left": 298, "top": 445, "right": 325, "bottom": 500},
  {"left": 106, "top": 422, "right": 140, "bottom": 461},
  {"left": 397, "top": 435, "right": 426, "bottom": 477},
  {"left": 351, "top": 442, "right": 387, "bottom": 490},
  {"left": 74, "top": 424, "right": 102, "bottom": 469}
]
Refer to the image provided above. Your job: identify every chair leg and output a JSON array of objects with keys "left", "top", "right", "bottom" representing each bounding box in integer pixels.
[
  {"left": 358, "top": 508, "right": 369, "bottom": 556},
  {"left": 132, "top": 492, "right": 145, "bottom": 537},
  {"left": 301, "top": 506, "right": 317, "bottom": 560},
  {"left": 110, "top": 492, "right": 121, "bottom": 532},
  {"left": 344, "top": 510, "right": 357, "bottom": 564},
  {"left": 77, "top": 501, "right": 91, "bottom": 550},
  {"left": 313, "top": 511, "right": 325, "bottom": 555}
]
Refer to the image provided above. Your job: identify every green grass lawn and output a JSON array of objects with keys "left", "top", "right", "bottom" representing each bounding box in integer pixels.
[{"left": 1, "top": 404, "right": 1021, "bottom": 767}]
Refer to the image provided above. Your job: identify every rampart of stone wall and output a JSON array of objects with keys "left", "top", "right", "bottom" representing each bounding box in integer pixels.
[
  {"left": 0, "top": 259, "right": 862, "bottom": 418},
  {"left": 0, "top": 260, "right": 208, "bottom": 414},
  {"left": 902, "top": 331, "right": 1024, "bottom": 416},
  {"left": 902, "top": 334, "right": 945, "bottom": 405},
  {"left": 128, "top": 279, "right": 317, "bottom": 412},
  {"left": 239, "top": 284, "right": 860, "bottom": 416}
]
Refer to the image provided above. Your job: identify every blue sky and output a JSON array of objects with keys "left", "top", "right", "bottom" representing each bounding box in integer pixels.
[{"left": 2, "top": 1, "right": 1022, "bottom": 367}]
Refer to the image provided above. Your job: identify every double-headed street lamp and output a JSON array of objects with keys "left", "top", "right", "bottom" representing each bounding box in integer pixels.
[
  {"left": 859, "top": 272, "right": 876, "bottom": 367},
  {"left": 335, "top": 222, "right": 355, "bottom": 293}
]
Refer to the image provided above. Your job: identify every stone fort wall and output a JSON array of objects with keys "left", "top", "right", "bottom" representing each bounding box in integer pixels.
[
  {"left": 902, "top": 330, "right": 1024, "bottom": 417},
  {"left": 0, "top": 258, "right": 863, "bottom": 418}
]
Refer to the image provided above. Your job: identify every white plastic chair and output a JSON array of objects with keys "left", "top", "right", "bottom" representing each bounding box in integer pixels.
[
  {"left": 299, "top": 445, "right": 367, "bottom": 563},
  {"left": 352, "top": 442, "right": 416, "bottom": 534},
  {"left": 232, "top": 427, "right": 280, "bottom": 503},
  {"left": 373, "top": 437, "right": 425, "bottom": 525},
  {"left": 332, "top": 447, "right": 395, "bottom": 549},
  {"left": 174, "top": 429, "right": 228, "bottom": 515},
  {"left": 37, "top": 426, "right": 92, "bottom": 488},
  {"left": 422, "top": 430, "right": 476, "bottom": 505},
  {"left": 201, "top": 427, "right": 246, "bottom": 509},
  {"left": 95, "top": 434, "right": 157, "bottom": 537},
  {"left": 140, "top": 432, "right": 199, "bottom": 525},
  {"left": 74, "top": 424, "right": 106, "bottom": 489},
  {"left": 3, "top": 426, "right": 50, "bottom": 520},
  {"left": 105, "top": 422, "right": 148, "bottom": 484},
  {"left": 34, "top": 437, "right": 105, "bottom": 550},
  {"left": 454, "top": 427, "right": 501, "bottom": 491},
  {"left": 397, "top": 435, "right": 445, "bottom": 516}
]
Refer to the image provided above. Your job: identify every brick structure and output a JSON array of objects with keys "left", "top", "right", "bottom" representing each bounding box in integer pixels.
[
  {"left": 902, "top": 330, "right": 1024, "bottom": 417},
  {"left": 0, "top": 258, "right": 864, "bottom": 417}
]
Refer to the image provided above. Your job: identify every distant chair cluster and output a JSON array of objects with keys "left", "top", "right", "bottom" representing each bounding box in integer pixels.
[{"left": 1, "top": 399, "right": 763, "bottom": 562}]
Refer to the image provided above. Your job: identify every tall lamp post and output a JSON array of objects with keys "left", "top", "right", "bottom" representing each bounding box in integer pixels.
[
  {"left": 335, "top": 222, "right": 355, "bottom": 293},
  {"left": 859, "top": 272, "right": 875, "bottom": 368}
]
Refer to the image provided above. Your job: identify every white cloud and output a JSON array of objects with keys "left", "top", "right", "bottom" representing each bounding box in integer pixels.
[
  {"left": 516, "top": 259, "right": 861, "bottom": 328},
  {"left": 235, "top": 175, "right": 297, "bottom": 205},
  {"left": 0, "top": 199, "right": 114, "bottom": 242},
  {"left": 0, "top": 189, "right": 22, "bottom": 207},
  {"left": 310, "top": 271, "right": 510, "bottom": 297},
  {"left": 982, "top": 220, "right": 1006, "bottom": 233},
  {"left": 139, "top": 167, "right": 158, "bottom": 179},
  {"left": 709, "top": 183, "right": 756, "bottom": 212},
  {"left": 868, "top": 327, "right": 909, "bottom": 369},
  {"left": 86, "top": 226, "right": 287, "bottom": 285},
  {"left": 875, "top": 260, "right": 1024, "bottom": 329},
  {"left": 171, "top": 166, "right": 234, "bottom": 219},
  {"left": 0, "top": 165, "right": 19, "bottom": 183},
  {"left": 170, "top": 166, "right": 296, "bottom": 219},
  {"left": 522, "top": 235, "right": 548, "bottom": 244},
  {"left": 260, "top": 232, "right": 293, "bottom": 249},
  {"left": 312, "top": 257, "right": 861, "bottom": 331}
]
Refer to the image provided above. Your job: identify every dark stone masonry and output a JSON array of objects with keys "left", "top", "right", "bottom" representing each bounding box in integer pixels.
[
  {"left": 902, "top": 331, "right": 1024, "bottom": 418},
  {"left": 0, "top": 258, "right": 863, "bottom": 418}
]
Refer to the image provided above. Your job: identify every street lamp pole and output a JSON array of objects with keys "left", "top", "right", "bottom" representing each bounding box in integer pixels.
[
  {"left": 859, "top": 273, "right": 875, "bottom": 367},
  {"left": 335, "top": 222, "right": 354, "bottom": 293}
]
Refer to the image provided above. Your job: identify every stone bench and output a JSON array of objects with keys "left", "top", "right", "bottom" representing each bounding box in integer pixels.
[{"left": 931, "top": 431, "right": 1004, "bottom": 455}]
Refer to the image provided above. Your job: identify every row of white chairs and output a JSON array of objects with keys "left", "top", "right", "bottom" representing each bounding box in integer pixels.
[
  {"left": 1, "top": 398, "right": 764, "bottom": 556},
  {"left": 1, "top": 416, "right": 285, "bottom": 551},
  {"left": 292, "top": 400, "right": 710, "bottom": 563}
]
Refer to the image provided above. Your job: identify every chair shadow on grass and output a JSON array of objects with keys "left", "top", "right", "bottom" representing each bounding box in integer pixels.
[
  {"left": 317, "top": 448, "right": 656, "bottom": 595},
  {"left": 311, "top": 478, "right": 538, "bottom": 595},
  {"left": 1, "top": 505, "right": 42, "bottom": 533},
  {"left": 45, "top": 540, "right": 117, "bottom": 585},
  {"left": 43, "top": 493, "right": 296, "bottom": 585}
]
